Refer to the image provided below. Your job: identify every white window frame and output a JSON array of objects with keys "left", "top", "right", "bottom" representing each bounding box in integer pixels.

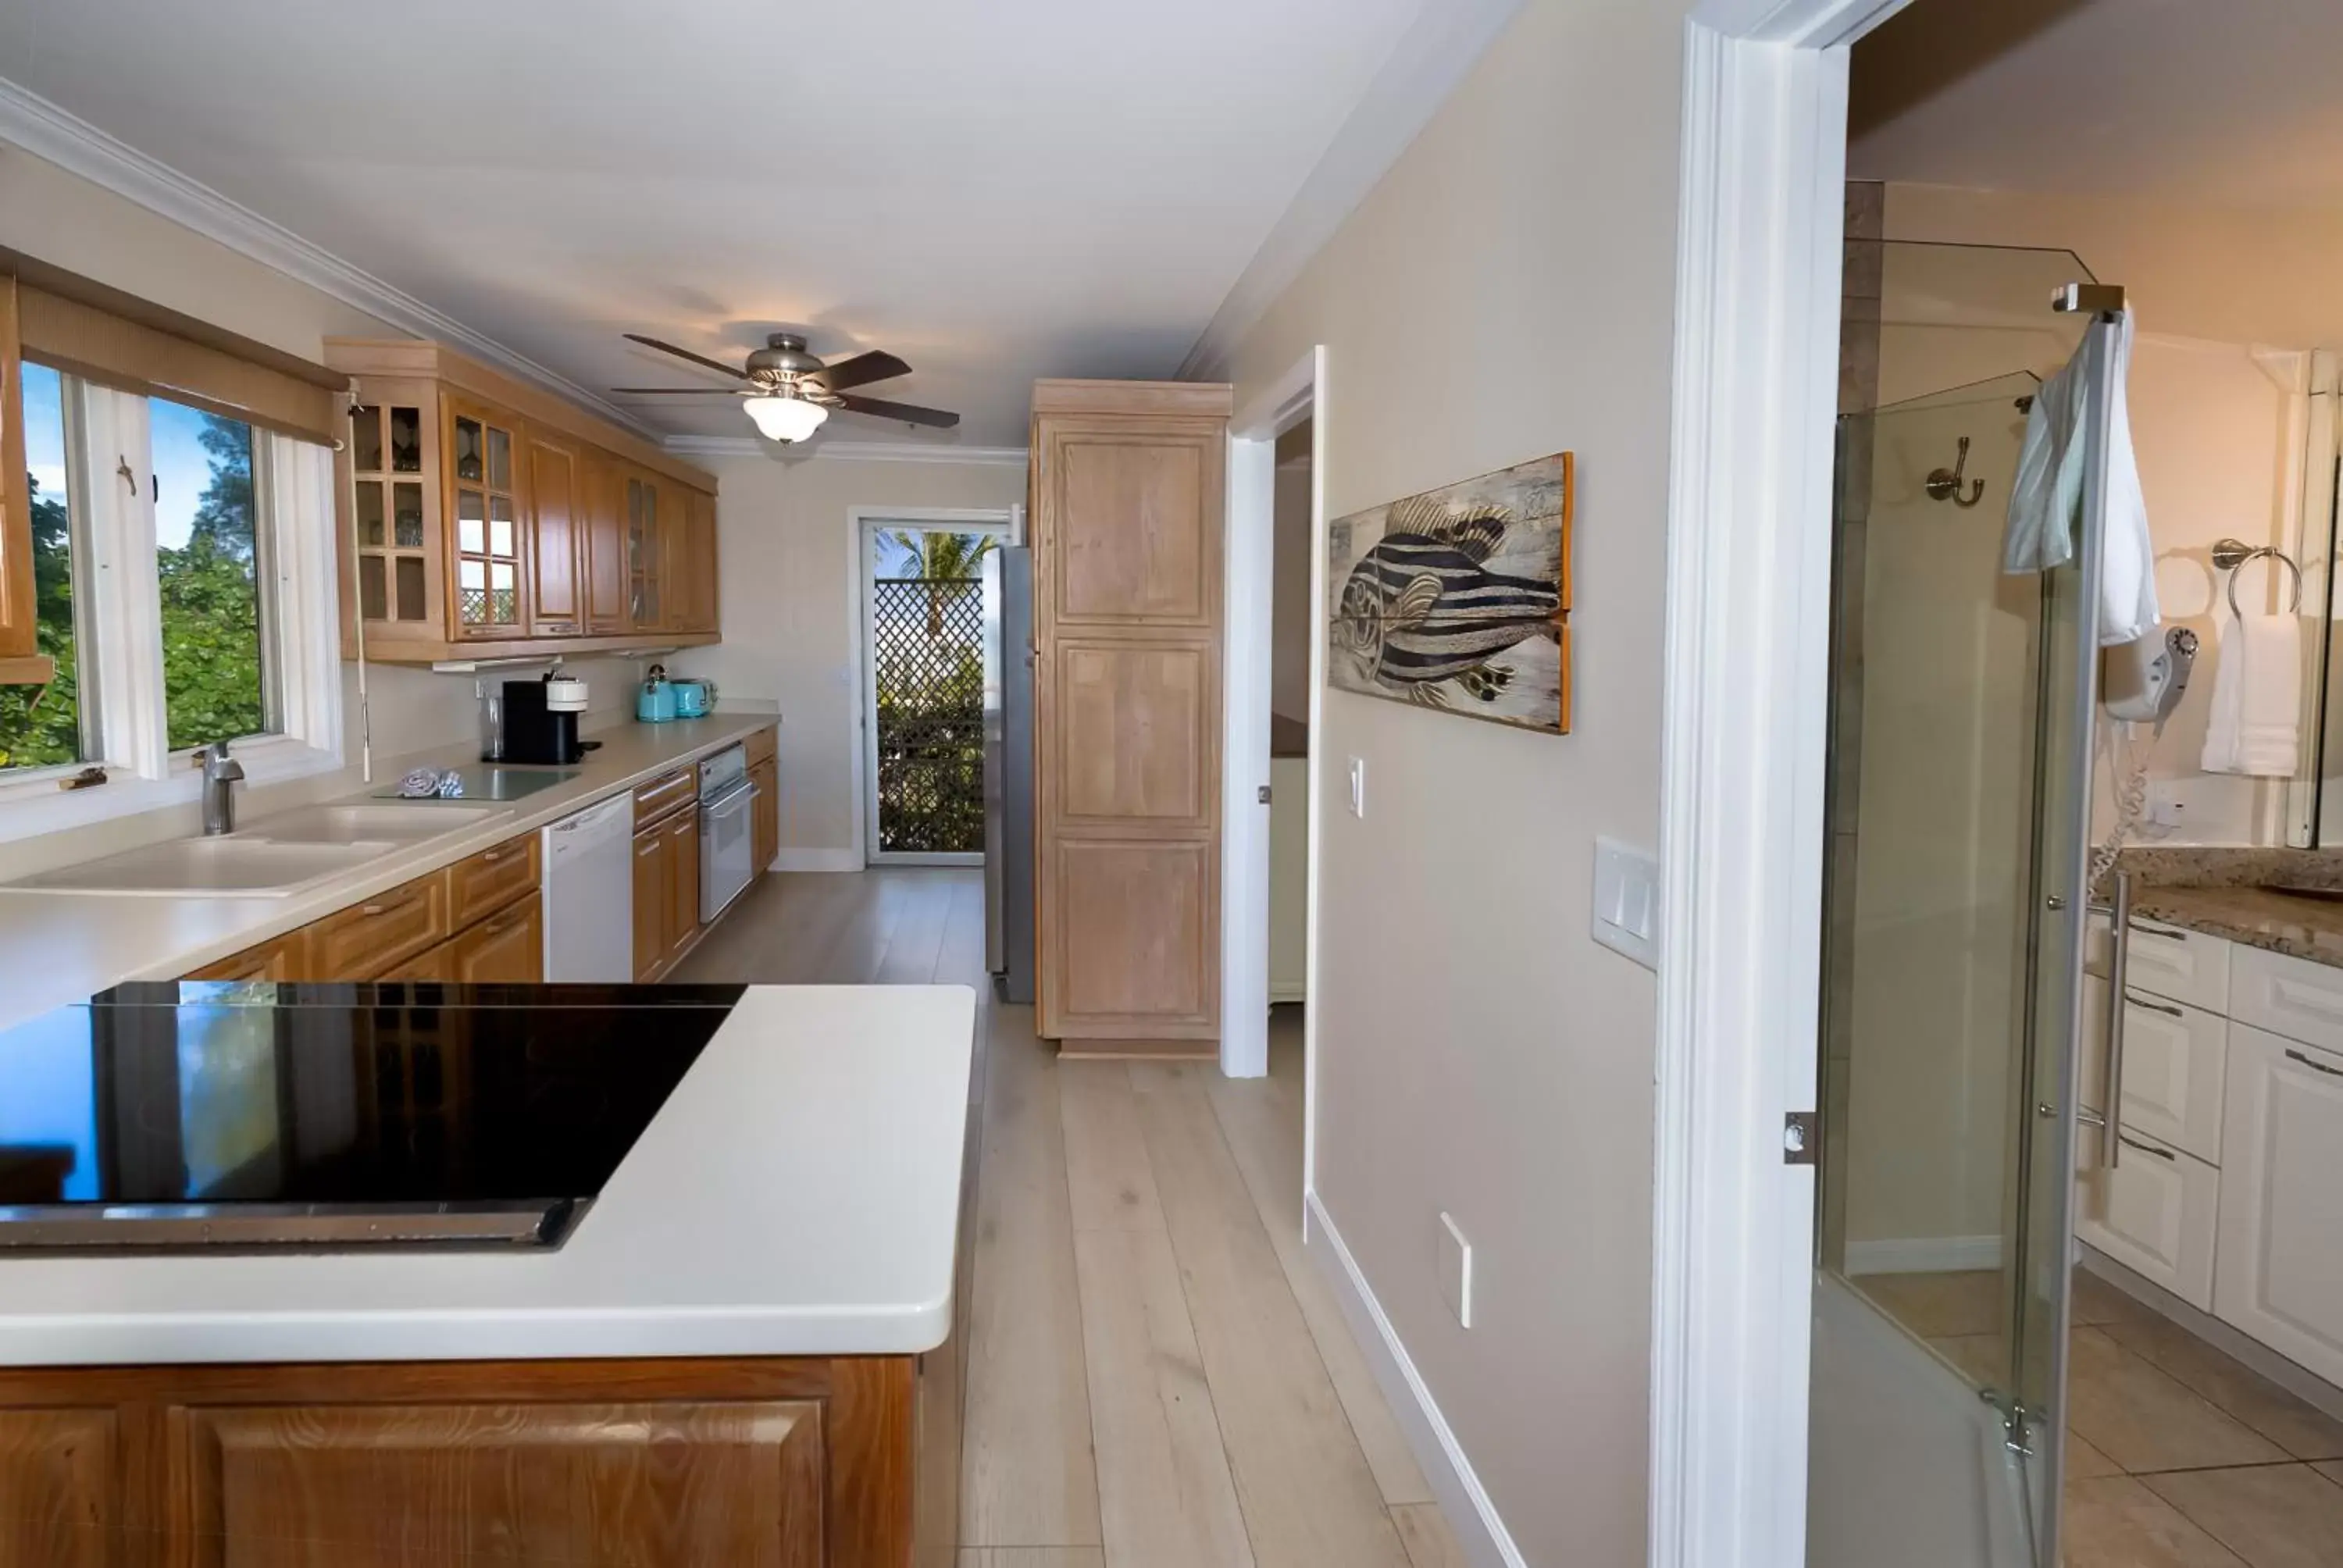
[{"left": 0, "top": 372, "right": 343, "bottom": 840}]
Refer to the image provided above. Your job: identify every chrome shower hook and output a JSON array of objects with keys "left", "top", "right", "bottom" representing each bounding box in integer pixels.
[{"left": 1926, "top": 436, "right": 1986, "bottom": 508}]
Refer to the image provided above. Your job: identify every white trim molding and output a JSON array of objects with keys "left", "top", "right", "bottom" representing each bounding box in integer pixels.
[
  {"left": 0, "top": 73, "right": 657, "bottom": 440},
  {"left": 1179, "top": 0, "right": 1525, "bottom": 381},
  {"left": 1307, "top": 1192, "right": 1525, "bottom": 1568},
  {"left": 662, "top": 434, "right": 1031, "bottom": 467},
  {"left": 772, "top": 848, "right": 865, "bottom": 874},
  {"left": 1649, "top": 12, "right": 1865, "bottom": 1568}
]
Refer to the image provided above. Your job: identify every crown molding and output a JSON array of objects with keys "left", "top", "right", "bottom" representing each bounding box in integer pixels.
[
  {"left": 1179, "top": 0, "right": 1525, "bottom": 382},
  {"left": 0, "top": 73, "right": 658, "bottom": 440},
  {"left": 665, "top": 433, "right": 1029, "bottom": 468}
]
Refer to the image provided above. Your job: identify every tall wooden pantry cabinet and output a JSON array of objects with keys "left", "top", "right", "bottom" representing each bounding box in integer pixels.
[{"left": 1028, "top": 380, "right": 1232, "bottom": 1055}]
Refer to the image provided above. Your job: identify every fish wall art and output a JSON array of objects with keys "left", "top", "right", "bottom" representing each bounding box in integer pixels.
[{"left": 1326, "top": 453, "right": 1573, "bottom": 734}]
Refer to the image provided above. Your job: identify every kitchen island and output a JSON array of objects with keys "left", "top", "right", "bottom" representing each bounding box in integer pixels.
[{"left": 0, "top": 982, "right": 976, "bottom": 1567}]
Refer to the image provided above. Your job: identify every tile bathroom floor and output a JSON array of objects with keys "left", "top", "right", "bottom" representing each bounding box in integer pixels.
[{"left": 1854, "top": 1268, "right": 2343, "bottom": 1567}]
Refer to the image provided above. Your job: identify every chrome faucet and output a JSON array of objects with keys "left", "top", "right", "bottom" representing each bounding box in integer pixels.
[{"left": 196, "top": 742, "right": 246, "bottom": 836}]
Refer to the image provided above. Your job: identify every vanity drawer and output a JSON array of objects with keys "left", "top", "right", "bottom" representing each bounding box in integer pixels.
[
  {"left": 2081, "top": 979, "right": 2227, "bottom": 1164},
  {"left": 634, "top": 768, "right": 697, "bottom": 828},
  {"left": 2077, "top": 1121, "right": 2218, "bottom": 1313},
  {"left": 448, "top": 832, "right": 539, "bottom": 927},
  {"left": 2229, "top": 943, "right": 2343, "bottom": 1057},
  {"left": 2123, "top": 914, "right": 2231, "bottom": 1014},
  {"left": 305, "top": 873, "right": 451, "bottom": 979}
]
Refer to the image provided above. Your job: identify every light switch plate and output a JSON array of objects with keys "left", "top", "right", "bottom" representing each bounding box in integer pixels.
[
  {"left": 1438, "top": 1212, "right": 1473, "bottom": 1329},
  {"left": 1592, "top": 836, "right": 1660, "bottom": 971},
  {"left": 1346, "top": 757, "right": 1366, "bottom": 818}
]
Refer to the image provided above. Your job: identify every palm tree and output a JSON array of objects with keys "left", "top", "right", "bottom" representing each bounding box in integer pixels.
[{"left": 883, "top": 529, "right": 997, "bottom": 638}]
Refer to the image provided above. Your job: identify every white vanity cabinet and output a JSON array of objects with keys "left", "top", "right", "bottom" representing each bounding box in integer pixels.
[{"left": 2213, "top": 1021, "right": 2343, "bottom": 1386}]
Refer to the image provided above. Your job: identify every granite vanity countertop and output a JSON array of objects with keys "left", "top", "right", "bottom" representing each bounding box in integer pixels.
[{"left": 2116, "top": 848, "right": 2343, "bottom": 968}]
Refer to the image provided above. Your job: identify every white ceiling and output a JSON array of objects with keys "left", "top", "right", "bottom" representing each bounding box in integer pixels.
[
  {"left": 1851, "top": 0, "right": 2343, "bottom": 213},
  {"left": 0, "top": 0, "right": 1430, "bottom": 448}
]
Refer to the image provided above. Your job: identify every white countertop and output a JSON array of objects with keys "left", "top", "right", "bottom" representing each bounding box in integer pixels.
[
  {"left": 0, "top": 985, "right": 975, "bottom": 1366},
  {"left": 0, "top": 712, "right": 779, "bottom": 1035}
]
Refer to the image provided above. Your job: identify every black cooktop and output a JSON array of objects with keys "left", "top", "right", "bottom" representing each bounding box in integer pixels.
[{"left": 0, "top": 982, "right": 744, "bottom": 1253}]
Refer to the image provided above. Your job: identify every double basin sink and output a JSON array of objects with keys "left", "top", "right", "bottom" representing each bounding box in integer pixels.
[{"left": 2, "top": 801, "right": 515, "bottom": 898}]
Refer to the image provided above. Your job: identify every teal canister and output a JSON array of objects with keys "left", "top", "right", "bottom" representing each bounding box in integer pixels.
[{"left": 637, "top": 665, "right": 677, "bottom": 723}]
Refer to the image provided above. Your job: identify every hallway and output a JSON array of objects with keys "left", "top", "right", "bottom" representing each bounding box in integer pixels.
[{"left": 676, "top": 869, "right": 1466, "bottom": 1567}]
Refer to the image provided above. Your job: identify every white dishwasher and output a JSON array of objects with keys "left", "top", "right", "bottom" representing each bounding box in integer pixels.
[{"left": 541, "top": 792, "right": 636, "bottom": 982}]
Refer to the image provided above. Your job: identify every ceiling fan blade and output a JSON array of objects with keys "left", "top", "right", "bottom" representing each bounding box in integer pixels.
[
  {"left": 622, "top": 333, "right": 751, "bottom": 383},
  {"left": 808, "top": 350, "right": 912, "bottom": 392},
  {"left": 834, "top": 394, "right": 961, "bottom": 429},
  {"left": 610, "top": 387, "right": 744, "bottom": 395}
]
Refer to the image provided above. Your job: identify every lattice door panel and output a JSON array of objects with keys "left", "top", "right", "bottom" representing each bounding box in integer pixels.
[{"left": 871, "top": 577, "right": 986, "bottom": 854}]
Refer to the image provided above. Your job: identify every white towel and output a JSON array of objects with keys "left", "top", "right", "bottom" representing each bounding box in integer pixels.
[
  {"left": 2199, "top": 614, "right": 2302, "bottom": 777},
  {"left": 2002, "top": 309, "right": 2159, "bottom": 647}
]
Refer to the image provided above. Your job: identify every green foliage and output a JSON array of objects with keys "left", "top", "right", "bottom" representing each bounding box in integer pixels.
[
  {"left": 159, "top": 415, "right": 263, "bottom": 752},
  {"left": 872, "top": 575, "right": 986, "bottom": 854},
  {"left": 0, "top": 478, "right": 81, "bottom": 770}
]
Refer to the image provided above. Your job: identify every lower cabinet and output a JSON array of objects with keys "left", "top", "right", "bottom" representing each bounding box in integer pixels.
[
  {"left": 2213, "top": 1024, "right": 2343, "bottom": 1385},
  {"left": 2076, "top": 1122, "right": 2220, "bottom": 1311},
  {"left": 632, "top": 800, "right": 703, "bottom": 982},
  {"left": 751, "top": 755, "right": 779, "bottom": 882},
  {"left": 0, "top": 1356, "right": 917, "bottom": 1567},
  {"left": 665, "top": 808, "right": 701, "bottom": 969}
]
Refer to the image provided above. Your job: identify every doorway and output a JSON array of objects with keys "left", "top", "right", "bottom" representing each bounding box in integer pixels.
[{"left": 857, "top": 511, "right": 1012, "bottom": 867}]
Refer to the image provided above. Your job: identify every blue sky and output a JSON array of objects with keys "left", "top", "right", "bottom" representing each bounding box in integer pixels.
[{"left": 21, "top": 362, "right": 236, "bottom": 549}]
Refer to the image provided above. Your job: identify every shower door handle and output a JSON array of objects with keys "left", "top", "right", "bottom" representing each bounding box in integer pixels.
[{"left": 2098, "top": 872, "right": 2132, "bottom": 1171}]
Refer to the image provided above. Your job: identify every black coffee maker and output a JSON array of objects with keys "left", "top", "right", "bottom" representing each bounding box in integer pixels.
[{"left": 495, "top": 674, "right": 587, "bottom": 765}]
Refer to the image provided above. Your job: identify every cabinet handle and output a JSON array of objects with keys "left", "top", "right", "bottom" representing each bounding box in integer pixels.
[
  {"left": 2127, "top": 918, "right": 2189, "bottom": 941},
  {"left": 481, "top": 850, "right": 504, "bottom": 864},
  {"left": 2285, "top": 1048, "right": 2343, "bottom": 1080},
  {"left": 2124, "top": 991, "right": 2185, "bottom": 1019},
  {"left": 2117, "top": 1133, "right": 2177, "bottom": 1163},
  {"left": 482, "top": 907, "right": 529, "bottom": 935}
]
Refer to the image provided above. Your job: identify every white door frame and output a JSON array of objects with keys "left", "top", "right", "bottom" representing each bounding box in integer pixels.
[
  {"left": 1649, "top": 2, "right": 1917, "bottom": 1565},
  {"left": 1222, "top": 347, "right": 1326, "bottom": 1084},
  {"left": 848, "top": 504, "right": 1018, "bottom": 869}
]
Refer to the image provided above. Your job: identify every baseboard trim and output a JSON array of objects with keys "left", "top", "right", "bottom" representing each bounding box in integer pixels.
[
  {"left": 2079, "top": 1245, "right": 2343, "bottom": 1424},
  {"left": 1268, "top": 983, "right": 1308, "bottom": 1005},
  {"left": 772, "top": 848, "right": 864, "bottom": 873},
  {"left": 1843, "top": 1235, "right": 2005, "bottom": 1277},
  {"left": 1304, "top": 1191, "right": 1525, "bottom": 1568}
]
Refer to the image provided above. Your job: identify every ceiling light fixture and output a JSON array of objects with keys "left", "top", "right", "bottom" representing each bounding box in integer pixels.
[{"left": 743, "top": 394, "right": 829, "bottom": 444}]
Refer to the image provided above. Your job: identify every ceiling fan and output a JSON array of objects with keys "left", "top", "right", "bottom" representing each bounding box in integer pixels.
[{"left": 614, "top": 332, "right": 961, "bottom": 443}]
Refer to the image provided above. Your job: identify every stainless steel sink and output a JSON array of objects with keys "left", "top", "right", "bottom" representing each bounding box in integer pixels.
[{"left": 2, "top": 837, "right": 402, "bottom": 897}]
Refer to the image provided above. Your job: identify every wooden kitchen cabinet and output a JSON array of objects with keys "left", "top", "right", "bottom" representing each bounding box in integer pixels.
[
  {"left": 525, "top": 427, "right": 584, "bottom": 637},
  {"left": 665, "top": 808, "right": 701, "bottom": 968},
  {"left": 447, "top": 890, "right": 544, "bottom": 982},
  {"left": 633, "top": 825, "right": 669, "bottom": 982},
  {"left": 187, "top": 929, "right": 311, "bottom": 982},
  {"left": 305, "top": 872, "right": 451, "bottom": 980},
  {"left": 0, "top": 1356, "right": 914, "bottom": 1567},
  {"left": 328, "top": 339, "right": 719, "bottom": 662},
  {"left": 751, "top": 757, "right": 779, "bottom": 882},
  {"left": 1029, "top": 380, "right": 1231, "bottom": 1053}
]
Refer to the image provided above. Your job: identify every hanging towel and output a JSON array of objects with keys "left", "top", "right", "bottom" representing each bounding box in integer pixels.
[
  {"left": 2199, "top": 614, "right": 2302, "bottom": 777},
  {"left": 2002, "top": 309, "right": 2159, "bottom": 646}
]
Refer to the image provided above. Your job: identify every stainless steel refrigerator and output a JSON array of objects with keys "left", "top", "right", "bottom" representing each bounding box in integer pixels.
[{"left": 983, "top": 546, "right": 1036, "bottom": 1003}]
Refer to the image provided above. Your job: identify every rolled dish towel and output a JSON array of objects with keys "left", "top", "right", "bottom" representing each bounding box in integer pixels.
[
  {"left": 395, "top": 768, "right": 442, "bottom": 800},
  {"left": 2200, "top": 614, "right": 2302, "bottom": 777}
]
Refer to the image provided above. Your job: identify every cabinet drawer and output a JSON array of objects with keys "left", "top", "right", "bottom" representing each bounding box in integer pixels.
[
  {"left": 634, "top": 768, "right": 697, "bottom": 828},
  {"left": 2122, "top": 914, "right": 2231, "bottom": 1013},
  {"left": 2076, "top": 1123, "right": 2218, "bottom": 1312},
  {"left": 2229, "top": 943, "right": 2343, "bottom": 1057},
  {"left": 2214, "top": 1024, "right": 2343, "bottom": 1385},
  {"left": 448, "top": 832, "right": 539, "bottom": 927},
  {"left": 2080, "top": 980, "right": 2227, "bottom": 1164},
  {"left": 305, "top": 873, "right": 450, "bottom": 979},
  {"left": 741, "top": 724, "right": 778, "bottom": 770},
  {"left": 451, "top": 890, "right": 544, "bottom": 983},
  {"left": 186, "top": 930, "right": 308, "bottom": 982},
  {"left": 376, "top": 937, "right": 459, "bottom": 984}
]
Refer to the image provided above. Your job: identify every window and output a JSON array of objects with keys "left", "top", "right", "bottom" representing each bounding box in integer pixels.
[
  {"left": 150, "top": 397, "right": 270, "bottom": 751},
  {"left": 0, "top": 362, "right": 341, "bottom": 832},
  {"left": 0, "top": 362, "right": 81, "bottom": 770}
]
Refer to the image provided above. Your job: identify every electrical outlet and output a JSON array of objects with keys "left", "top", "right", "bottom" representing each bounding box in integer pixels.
[
  {"left": 1438, "top": 1212, "right": 1473, "bottom": 1330},
  {"left": 1346, "top": 757, "right": 1367, "bottom": 818}
]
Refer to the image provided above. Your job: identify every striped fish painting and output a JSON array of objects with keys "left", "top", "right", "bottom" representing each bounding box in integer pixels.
[{"left": 1326, "top": 453, "right": 1573, "bottom": 734}]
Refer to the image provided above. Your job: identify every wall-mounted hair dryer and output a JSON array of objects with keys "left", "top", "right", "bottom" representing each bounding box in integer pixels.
[{"left": 2103, "top": 625, "right": 2199, "bottom": 728}]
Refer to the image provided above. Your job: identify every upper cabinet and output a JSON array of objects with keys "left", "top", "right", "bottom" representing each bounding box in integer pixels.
[{"left": 328, "top": 340, "right": 719, "bottom": 663}]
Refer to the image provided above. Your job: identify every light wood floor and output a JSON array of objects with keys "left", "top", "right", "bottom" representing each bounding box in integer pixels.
[{"left": 677, "top": 868, "right": 1466, "bottom": 1568}]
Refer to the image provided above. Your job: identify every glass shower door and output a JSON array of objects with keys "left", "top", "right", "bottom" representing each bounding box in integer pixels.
[{"left": 1809, "top": 244, "right": 2113, "bottom": 1568}]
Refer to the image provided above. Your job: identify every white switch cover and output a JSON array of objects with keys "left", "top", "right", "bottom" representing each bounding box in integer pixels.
[
  {"left": 1346, "top": 757, "right": 1367, "bottom": 818},
  {"left": 1592, "top": 836, "right": 1660, "bottom": 971},
  {"left": 1438, "top": 1212, "right": 1473, "bottom": 1330}
]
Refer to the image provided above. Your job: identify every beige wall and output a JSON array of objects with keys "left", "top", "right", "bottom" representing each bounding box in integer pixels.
[
  {"left": 665, "top": 453, "right": 1028, "bottom": 859},
  {"left": 1882, "top": 182, "right": 2323, "bottom": 845},
  {"left": 1221, "top": 0, "right": 1686, "bottom": 1559}
]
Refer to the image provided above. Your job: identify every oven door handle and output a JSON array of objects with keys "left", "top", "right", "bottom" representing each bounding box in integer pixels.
[{"left": 701, "top": 777, "right": 756, "bottom": 817}]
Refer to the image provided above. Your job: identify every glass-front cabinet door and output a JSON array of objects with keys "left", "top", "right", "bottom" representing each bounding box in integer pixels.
[
  {"left": 347, "top": 395, "right": 437, "bottom": 647},
  {"left": 448, "top": 398, "right": 526, "bottom": 639},
  {"left": 625, "top": 472, "right": 661, "bottom": 631}
]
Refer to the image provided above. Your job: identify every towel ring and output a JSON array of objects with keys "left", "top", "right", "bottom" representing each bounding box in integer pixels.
[{"left": 2211, "top": 537, "right": 2302, "bottom": 619}]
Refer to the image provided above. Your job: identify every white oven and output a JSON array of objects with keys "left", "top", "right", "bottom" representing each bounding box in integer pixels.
[{"left": 698, "top": 744, "right": 756, "bottom": 924}]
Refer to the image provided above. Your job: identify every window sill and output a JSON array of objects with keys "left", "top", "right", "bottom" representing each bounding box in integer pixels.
[
  {"left": 0, "top": 735, "right": 344, "bottom": 846},
  {"left": 0, "top": 655, "right": 58, "bottom": 686}
]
